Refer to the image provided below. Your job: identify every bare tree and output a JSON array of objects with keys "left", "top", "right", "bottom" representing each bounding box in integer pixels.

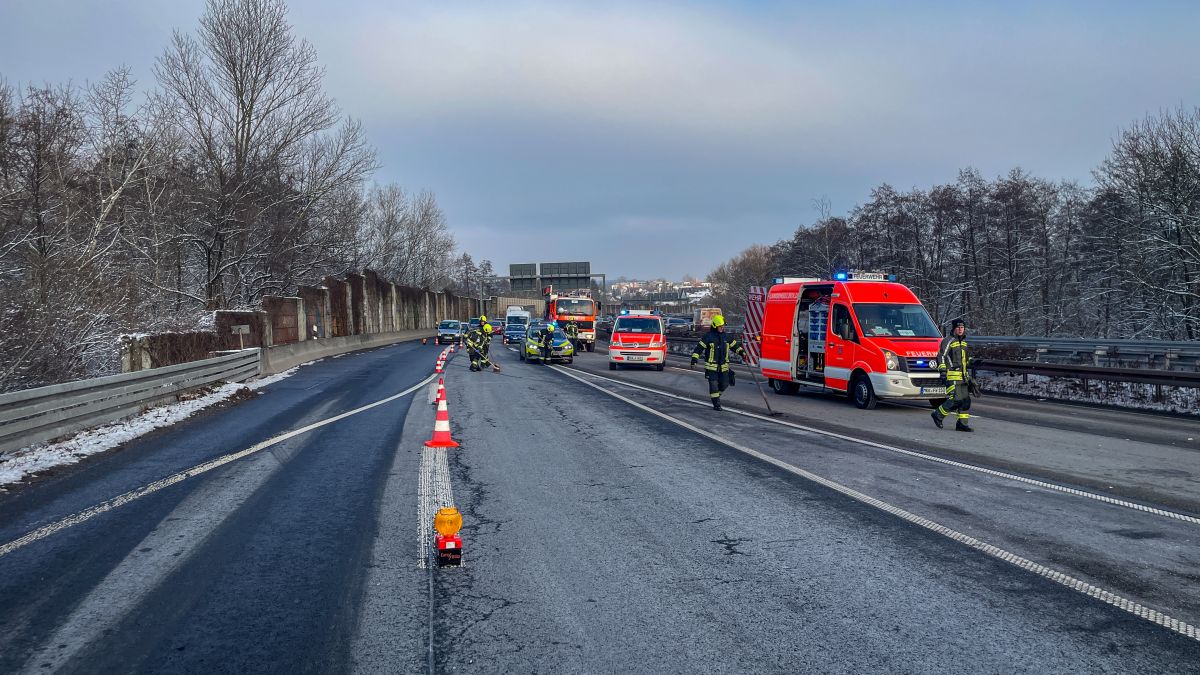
[{"left": 154, "top": 0, "right": 374, "bottom": 308}]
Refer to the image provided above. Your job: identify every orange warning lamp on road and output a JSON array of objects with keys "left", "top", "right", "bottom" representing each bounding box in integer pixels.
[
  {"left": 435, "top": 507, "right": 462, "bottom": 536},
  {"left": 434, "top": 507, "right": 463, "bottom": 567}
]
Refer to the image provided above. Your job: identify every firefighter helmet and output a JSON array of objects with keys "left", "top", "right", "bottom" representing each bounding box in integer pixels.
[
  {"left": 484, "top": 324, "right": 493, "bottom": 334},
  {"left": 711, "top": 314, "right": 726, "bottom": 327}
]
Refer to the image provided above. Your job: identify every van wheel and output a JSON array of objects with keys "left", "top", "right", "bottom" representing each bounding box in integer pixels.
[
  {"left": 770, "top": 379, "right": 797, "bottom": 395},
  {"left": 852, "top": 374, "right": 878, "bottom": 410},
  {"left": 655, "top": 363, "right": 664, "bottom": 371},
  {"left": 929, "top": 397, "right": 948, "bottom": 409},
  {"left": 586, "top": 342, "right": 595, "bottom": 352},
  {"left": 609, "top": 362, "right": 617, "bottom": 371}
]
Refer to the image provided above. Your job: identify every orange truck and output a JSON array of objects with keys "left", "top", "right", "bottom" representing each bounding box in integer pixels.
[
  {"left": 758, "top": 272, "right": 946, "bottom": 409},
  {"left": 545, "top": 288, "right": 598, "bottom": 352}
]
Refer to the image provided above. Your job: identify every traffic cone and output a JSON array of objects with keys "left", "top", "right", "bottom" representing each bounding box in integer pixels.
[
  {"left": 432, "top": 377, "right": 445, "bottom": 405},
  {"left": 425, "top": 396, "right": 459, "bottom": 447}
]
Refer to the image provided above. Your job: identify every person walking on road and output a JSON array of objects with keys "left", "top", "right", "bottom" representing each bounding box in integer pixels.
[
  {"left": 690, "top": 315, "right": 746, "bottom": 411},
  {"left": 931, "top": 318, "right": 977, "bottom": 432}
]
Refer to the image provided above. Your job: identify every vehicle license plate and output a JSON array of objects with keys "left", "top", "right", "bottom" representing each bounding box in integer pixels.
[
  {"left": 627, "top": 355, "right": 645, "bottom": 362},
  {"left": 921, "top": 387, "right": 946, "bottom": 395}
]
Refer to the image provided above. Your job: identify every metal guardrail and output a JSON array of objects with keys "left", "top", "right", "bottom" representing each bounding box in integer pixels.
[
  {"left": 645, "top": 336, "right": 1200, "bottom": 389},
  {"left": 0, "top": 349, "right": 260, "bottom": 453},
  {"left": 971, "top": 360, "right": 1200, "bottom": 388},
  {"left": 971, "top": 335, "right": 1200, "bottom": 369}
]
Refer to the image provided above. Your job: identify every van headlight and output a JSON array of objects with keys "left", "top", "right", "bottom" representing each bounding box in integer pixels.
[{"left": 883, "top": 349, "right": 902, "bottom": 372}]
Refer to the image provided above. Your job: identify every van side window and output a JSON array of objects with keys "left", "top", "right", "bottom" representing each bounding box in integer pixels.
[{"left": 833, "top": 305, "right": 857, "bottom": 342}]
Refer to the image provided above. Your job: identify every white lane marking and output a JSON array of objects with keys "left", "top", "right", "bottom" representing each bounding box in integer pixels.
[
  {"left": 563, "top": 366, "right": 1200, "bottom": 526},
  {"left": 21, "top": 425, "right": 313, "bottom": 671},
  {"left": 416, "top": 446, "right": 455, "bottom": 569},
  {"left": 0, "top": 372, "right": 438, "bottom": 559},
  {"left": 550, "top": 365, "right": 1200, "bottom": 643}
]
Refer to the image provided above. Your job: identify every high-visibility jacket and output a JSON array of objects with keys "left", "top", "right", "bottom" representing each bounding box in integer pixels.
[
  {"left": 937, "top": 335, "right": 971, "bottom": 382},
  {"left": 691, "top": 329, "right": 746, "bottom": 373},
  {"left": 464, "top": 328, "right": 484, "bottom": 352},
  {"left": 564, "top": 324, "right": 579, "bottom": 338}
]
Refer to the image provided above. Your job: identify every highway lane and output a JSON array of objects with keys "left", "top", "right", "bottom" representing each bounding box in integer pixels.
[
  {"left": 591, "top": 342, "right": 1200, "bottom": 515},
  {"left": 569, "top": 347, "right": 1200, "bottom": 632},
  {"left": 417, "top": 344, "right": 1199, "bottom": 670},
  {"left": 557, "top": 352, "right": 1200, "bottom": 634},
  {"left": 0, "top": 336, "right": 1196, "bottom": 672},
  {"left": 0, "top": 340, "right": 442, "bottom": 673}
]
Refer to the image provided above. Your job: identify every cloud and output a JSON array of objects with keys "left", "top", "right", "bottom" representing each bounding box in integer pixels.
[{"left": 6, "top": 1, "right": 1200, "bottom": 279}]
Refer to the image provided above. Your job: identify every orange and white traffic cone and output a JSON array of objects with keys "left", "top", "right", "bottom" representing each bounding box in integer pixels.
[
  {"left": 424, "top": 396, "right": 459, "bottom": 447},
  {"left": 432, "top": 377, "right": 445, "bottom": 405}
]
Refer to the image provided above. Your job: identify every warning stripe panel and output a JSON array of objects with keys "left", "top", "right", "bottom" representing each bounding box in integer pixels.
[{"left": 743, "top": 286, "right": 766, "bottom": 366}]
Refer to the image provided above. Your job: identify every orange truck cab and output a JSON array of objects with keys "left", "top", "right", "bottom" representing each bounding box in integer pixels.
[{"left": 758, "top": 272, "right": 946, "bottom": 409}]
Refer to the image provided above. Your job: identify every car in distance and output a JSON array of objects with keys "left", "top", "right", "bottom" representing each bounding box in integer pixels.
[
  {"left": 503, "top": 321, "right": 526, "bottom": 344},
  {"left": 437, "top": 320, "right": 463, "bottom": 344},
  {"left": 664, "top": 317, "right": 691, "bottom": 334}
]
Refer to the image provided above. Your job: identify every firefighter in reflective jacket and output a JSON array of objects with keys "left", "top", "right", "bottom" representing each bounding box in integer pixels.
[
  {"left": 540, "top": 323, "right": 556, "bottom": 364},
  {"left": 932, "top": 318, "right": 975, "bottom": 431},
  {"left": 690, "top": 315, "right": 746, "bottom": 411},
  {"left": 480, "top": 321, "right": 499, "bottom": 369},
  {"left": 466, "top": 324, "right": 501, "bottom": 372},
  {"left": 564, "top": 321, "right": 580, "bottom": 350}
]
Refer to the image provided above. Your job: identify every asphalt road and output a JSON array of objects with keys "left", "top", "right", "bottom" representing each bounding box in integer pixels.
[
  {"left": 0, "top": 340, "right": 438, "bottom": 673},
  {"left": 592, "top": 341, "right": 1200, "bottom": 514},
  {"left": 0, "top": 338, "right": 1196, "bottom": 672}
]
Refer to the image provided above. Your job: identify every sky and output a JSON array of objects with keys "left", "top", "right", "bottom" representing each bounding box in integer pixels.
[{"left": 3, "top": 0, "right": 1200, "bottom": 280}]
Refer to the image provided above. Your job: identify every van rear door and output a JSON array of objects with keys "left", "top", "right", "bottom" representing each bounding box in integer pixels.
[{"left": 760, "top": 285, "right": 798, "bottom": 380}]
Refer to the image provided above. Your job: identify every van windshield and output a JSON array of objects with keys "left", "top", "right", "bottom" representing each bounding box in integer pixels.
[
  {"left": 507, "top": 316, "right": 528, "bottom": 325},
  {"left": 852, "top": 303, "right": 940, "bottom": 338},
  {"left": 614, "top": 317, "right": 662, "bottom": 333}
]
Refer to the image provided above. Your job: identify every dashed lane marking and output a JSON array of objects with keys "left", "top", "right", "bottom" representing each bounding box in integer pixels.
[
  {"left": 0, "top": 372, "right": 438, "bottom": 559},
  {"left": 551, "top": 365, "right": 1200, "bottom": 643},
  {"left": 562, "top": 366, "right": 1200, "bottom": 526}
]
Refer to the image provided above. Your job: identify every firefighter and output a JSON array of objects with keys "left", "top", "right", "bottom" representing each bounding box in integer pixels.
[
  {"left": 564, "top": 321, "right": 580, "bottom": 350},
  {"left": 481, "top": 324, "right": 500, "bottom": 372},
  {"left": 690, "top": 315, "right": 746, "bottom": 410},
  {"left": 464, "top": 324, "right": 485, "bottom": 372},
  {"left": 540, "top": 322, "right": 556, "bottom": 364},
  {"left": 932, "top": 318, "right": 976, "bottom": 432}
]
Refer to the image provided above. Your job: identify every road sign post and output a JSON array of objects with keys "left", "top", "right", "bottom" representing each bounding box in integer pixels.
[{"left": 232, "top": 324, "right": 250, "bottom": 350}]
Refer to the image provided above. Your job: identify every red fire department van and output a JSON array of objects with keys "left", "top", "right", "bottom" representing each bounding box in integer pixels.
[
  {"left": 608, "top": 310, "right": 666, "bottom": 371},
  {"left": 758, "top": 272, "right": 946, "bottom": 409}
]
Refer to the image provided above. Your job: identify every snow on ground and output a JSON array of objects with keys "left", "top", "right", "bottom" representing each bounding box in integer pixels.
[
  {"left": 0, "top": 366, "right": 301, "bottom": 489},
  {"left": 979, "top": 372, "right": 1200, "bottom": 416}
]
